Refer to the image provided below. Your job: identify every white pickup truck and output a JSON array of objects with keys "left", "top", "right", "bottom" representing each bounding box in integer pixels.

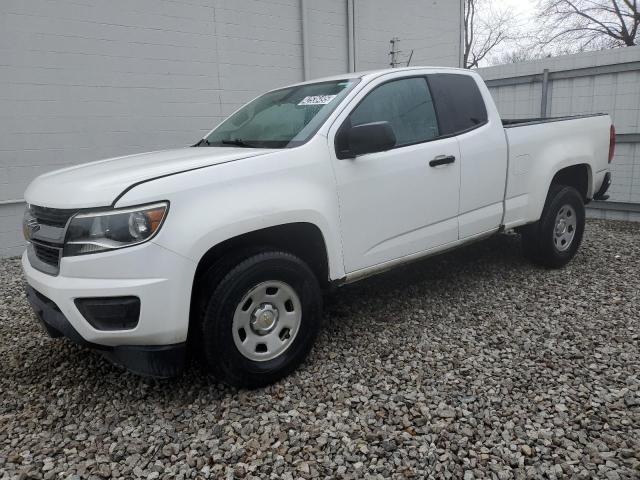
[{"left": 22, "top": 67, "right": 614, "bottom": 387}]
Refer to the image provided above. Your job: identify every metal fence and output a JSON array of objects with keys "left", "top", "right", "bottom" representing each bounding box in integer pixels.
[{"left": 478, "top": 46, "right": 640, "bottom": 221}]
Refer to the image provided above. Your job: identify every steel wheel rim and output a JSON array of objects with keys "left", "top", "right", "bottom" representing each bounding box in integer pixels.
[
  {"left": 232, "top": 280, "right": 302, "bottom": 362},
  {"left": 553, "top": 204, "right": 577, "bottom": 252}
]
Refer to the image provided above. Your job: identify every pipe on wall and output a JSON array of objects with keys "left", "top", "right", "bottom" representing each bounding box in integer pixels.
[
  {"left": 0, "top": 199, "right": 25, "bottom": 206},
  {"left": 540, "top": 68, "right": 550, "bottom": 117},
  {"left": 347, "top": 0, "right": 356, "bottom": 72},
  {"left": 301, "top": 0, "right": 311, "bottom": 80},
  {"left": 459, "top": 0, "right": 465, "bottom": 68}
]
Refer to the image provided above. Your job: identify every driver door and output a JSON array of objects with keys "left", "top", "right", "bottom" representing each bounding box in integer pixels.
[{"left": 329, "top": 75, "right": 461, "bottom": 273}]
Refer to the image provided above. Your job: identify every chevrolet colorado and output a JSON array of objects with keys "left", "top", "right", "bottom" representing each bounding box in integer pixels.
[{"left": 22, "top": 67, "right": 614, "bottom": 387}]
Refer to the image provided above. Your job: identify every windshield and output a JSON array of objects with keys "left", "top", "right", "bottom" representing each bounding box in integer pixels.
[{"left": 199, "top": 79, "right": 359, "bottom": 149}]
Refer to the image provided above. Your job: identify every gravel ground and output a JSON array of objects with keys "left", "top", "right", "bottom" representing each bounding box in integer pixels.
[{"left": 1, "top": 219, "right": 639, "bottom": 480}]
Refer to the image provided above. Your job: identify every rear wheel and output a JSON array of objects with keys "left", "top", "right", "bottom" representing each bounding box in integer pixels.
[
  {"left": 521, "top": 185, "right": 585, "bottom": 268},
  {"left": 197, "top": 251, "right": 322, "bottom": 388}
]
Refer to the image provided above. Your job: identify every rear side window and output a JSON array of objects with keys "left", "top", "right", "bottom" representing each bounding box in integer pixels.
[
  {"left": 349, "top": 77, "right": 439, "bottom": 146},
  {"left": 427, "top": 74, "right": 488, "bottom": 135}
]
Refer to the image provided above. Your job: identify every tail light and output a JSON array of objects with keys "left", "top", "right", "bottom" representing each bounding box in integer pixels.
[{"left": 608, "top": 124, "right": 616, "bottom": 163}]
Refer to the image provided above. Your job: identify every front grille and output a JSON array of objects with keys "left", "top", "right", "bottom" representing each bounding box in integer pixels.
[
  {"left": 33, "top": 243, "right": 61, "bottom": 267},
  {"left": 30, "top": 205, "right": 77, "bottom": 227},
  {"left": 26, "top": 205, "right": 79, "bottom": 276}
]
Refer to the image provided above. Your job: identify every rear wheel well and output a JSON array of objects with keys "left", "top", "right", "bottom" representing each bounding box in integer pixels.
[{"left": 550, "top": 164, "right": 590, "bottom": 201}]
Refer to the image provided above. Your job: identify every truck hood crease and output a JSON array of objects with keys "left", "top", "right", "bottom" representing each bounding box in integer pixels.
[{"left": 24, "top": 147, "right": 277, "bottom": 209}]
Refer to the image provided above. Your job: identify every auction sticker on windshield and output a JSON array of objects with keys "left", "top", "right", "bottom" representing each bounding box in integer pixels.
[{"left": 298, "top": 95, "right": 337, "bottom": 106}]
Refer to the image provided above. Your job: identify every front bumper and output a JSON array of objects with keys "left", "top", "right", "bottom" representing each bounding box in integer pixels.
[
  {"left": 22, "top": 241, "right": 196, "bottom": 345},
  {"left": 26, "top": 285, "right": 185, "bottom": 377},
  {"left": 21, "top": 240, "right": 197, "bottom": 376}
]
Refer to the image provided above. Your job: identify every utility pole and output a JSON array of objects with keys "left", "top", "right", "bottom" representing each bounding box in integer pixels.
[
  {"left": 389, "top": 37, "right": 414, "bottom": 68},
  {"left": 389, "top": 37, "right": 401, "bottom": 67}
]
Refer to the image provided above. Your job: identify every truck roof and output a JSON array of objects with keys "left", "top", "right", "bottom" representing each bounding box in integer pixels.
[{"left": 288, "top": 66, "right": 472, "bottom": 88}]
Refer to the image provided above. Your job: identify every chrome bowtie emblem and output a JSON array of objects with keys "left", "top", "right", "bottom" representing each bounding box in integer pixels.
[{"left": 27, "top": 219, "right": 40, "bottom": 236}]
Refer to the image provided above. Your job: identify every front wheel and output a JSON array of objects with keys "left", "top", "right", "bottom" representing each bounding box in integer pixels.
[
  {"left": 197, "top": 251, "right": 322, "bottom": 388},
  {"left": 521, "top": 185, "right": 585, "bottom": 268}
]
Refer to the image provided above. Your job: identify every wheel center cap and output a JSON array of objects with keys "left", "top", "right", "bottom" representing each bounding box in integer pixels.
[
  {"left": 556, "top": 219, "right": 567, "bottom": 235},
  {"left": 250, "top": 303, "right": 279, "bottom": 335}
]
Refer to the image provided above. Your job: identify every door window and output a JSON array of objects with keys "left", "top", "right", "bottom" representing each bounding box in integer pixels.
[{"left": 349, "top": 77, "right": 439, "bottom": 147}]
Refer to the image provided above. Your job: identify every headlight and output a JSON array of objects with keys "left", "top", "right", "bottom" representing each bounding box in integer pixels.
[
  {"left": 64, "top": 202, "right": 168, "bottom": 256},
  {"left": 22, "top": 204, "right": 34, "bottom": 241}
]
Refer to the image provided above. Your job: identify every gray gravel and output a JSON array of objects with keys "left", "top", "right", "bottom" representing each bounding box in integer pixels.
[{"left": 1, "top": 219, "right": 639, "bottom": 479}]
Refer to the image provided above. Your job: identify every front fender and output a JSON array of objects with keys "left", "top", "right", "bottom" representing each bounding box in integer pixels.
[{"left": 114, "top": 140, "right": 346, "bottom": 281}]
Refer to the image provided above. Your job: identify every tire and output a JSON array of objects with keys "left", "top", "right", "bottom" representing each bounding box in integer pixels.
[
  {"left": 197, "top": 251, "right": 322, "bottom": 388},
  {"left": 521, "top": 184, "right": 585, "bottom": 268}
]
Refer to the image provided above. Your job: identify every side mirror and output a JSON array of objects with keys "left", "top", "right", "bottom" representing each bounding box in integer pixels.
[{"left": 337, "top": 121, "right": 396, "bottom": 159}]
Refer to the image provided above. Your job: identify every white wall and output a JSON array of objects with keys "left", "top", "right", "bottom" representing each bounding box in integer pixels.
[
  {"left": 354, "top": 0, "right": 462, "bottom": 70},
  {"left": 305, "top": 0, "right": 350, "bottom": 79},
  {"left": 0, "top": 0, "right": 462, "bottom": 257},
  {"left": 478, "top": 47, "right": 640, "bottom": 208}
]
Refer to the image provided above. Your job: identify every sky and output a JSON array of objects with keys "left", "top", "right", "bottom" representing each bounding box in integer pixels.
[
  {"left": 484, "top": 0, "right": 540, "bottom": 64},
  {"left": 495, "top": 0, "right": 537, "bottom": 20}
]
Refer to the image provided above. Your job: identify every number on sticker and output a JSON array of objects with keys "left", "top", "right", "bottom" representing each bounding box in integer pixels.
[{"left": 298, "top": 95, "right": 337, "bottom": 106}]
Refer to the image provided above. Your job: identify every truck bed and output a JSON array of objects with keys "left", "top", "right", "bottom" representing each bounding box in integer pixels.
[{"left": 501, "top": 112, "right": 611, "bottom": 230}]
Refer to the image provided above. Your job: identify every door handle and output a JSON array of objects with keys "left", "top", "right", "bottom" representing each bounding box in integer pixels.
[{"left": 429, "top": 155, "right": 456, "bottom": 167}]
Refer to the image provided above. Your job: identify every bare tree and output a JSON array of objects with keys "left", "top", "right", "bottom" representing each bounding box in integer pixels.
[
  {"left": 538, "top": 0, "right": 640, "bottom": 50},
  {"left": 463, "top": 0, "right": 517, "bottom": 68},
  {"left": 489, "top": 45, "right": 580, "bottom": 65},
  {"left": 492, "top": 47, "right": 547, "bottom": 65}
]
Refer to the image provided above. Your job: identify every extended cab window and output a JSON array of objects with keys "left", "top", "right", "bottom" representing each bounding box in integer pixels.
[
  {"left": 427, "top": 74, "right": 488, "bottom": 135},
  {"left": 348, "top": 77, "right": 439, "bottom": 146}
]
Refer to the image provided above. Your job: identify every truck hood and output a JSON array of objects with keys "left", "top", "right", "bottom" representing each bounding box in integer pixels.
[{"left": 24, "top": 147, "right": 277, "bottom": 209}]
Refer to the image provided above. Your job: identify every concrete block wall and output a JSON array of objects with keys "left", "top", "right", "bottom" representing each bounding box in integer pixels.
[
  {"left": 306, "top": 0, "right": 349, "bottom": 79},
  {"left": 478, "top": 47, "right": 640, "bottom": 208},
  {"left": 0, "top": 0, "right": 463, "bottom": 257},
  {"left": 0, "top": 203, "right": 25, "bottom": 259},
  {"left": 354, "top": 0, "right": 462, "bottom": 70},
  {"left": 214, "top": 0, "right": 305, "bottom": 117},
  {"left": 588, "top": 206, "right": 640, "bottom": 222},
  {"left": 1, "top": 0, "right": 225, "bottom": 257}
]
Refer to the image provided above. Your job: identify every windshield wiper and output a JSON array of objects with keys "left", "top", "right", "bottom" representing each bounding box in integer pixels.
[
  {"left": 194, "top": 137, "right": 259, "bottom": 148},
  {"left": 193, "top": 138, "right": 212, "bottom": 147},
  {"left": 221, "top": 138, "right": 256, "bottom": 148}
]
